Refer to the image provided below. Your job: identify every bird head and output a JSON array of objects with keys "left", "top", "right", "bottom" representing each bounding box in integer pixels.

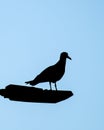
[{"left": 60, "top": 52, "right": 72, "bottom": 60}]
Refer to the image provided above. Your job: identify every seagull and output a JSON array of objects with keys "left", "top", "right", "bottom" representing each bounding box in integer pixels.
[{"left": 25, "top": 52, "right": 72, "bottom": 90}]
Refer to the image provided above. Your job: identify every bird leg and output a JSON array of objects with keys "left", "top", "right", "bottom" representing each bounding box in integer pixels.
[
  {"left": 49, "top": 82, "right": 52, "bottom": 90},
  {"left": 55, "top": 82, "right": 57, "bottom": 91}
]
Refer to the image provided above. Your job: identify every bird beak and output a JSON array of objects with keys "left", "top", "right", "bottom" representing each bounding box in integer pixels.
[{"left": 67, "top": 56, "right": 72, "bottom": 60}]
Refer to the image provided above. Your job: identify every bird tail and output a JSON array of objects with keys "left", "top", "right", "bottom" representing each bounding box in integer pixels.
[{"left": 25, "top": 80, "right": 36, "bottom": 86}]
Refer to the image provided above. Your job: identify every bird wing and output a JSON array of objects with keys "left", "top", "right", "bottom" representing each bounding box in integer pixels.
[
  {"left": 34, "top": 65, "right": 54, "bottom": 82},
  {"left": 34, "top": 62, "right": 64, "bottom": 83}
]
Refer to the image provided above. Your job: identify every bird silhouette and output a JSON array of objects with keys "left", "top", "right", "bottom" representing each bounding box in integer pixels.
[{"left": 25, "top": 52, "right": 72, "bottom": 90}]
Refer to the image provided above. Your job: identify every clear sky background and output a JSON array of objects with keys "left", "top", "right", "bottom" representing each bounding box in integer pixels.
[{"left": 0, "top": 0, "right": 104, "bottom": 130}]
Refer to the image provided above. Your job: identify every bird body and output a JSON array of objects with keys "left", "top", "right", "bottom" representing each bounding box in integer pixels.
[{"left": 25, "top": 52, "right": 71, "bottom": 90}]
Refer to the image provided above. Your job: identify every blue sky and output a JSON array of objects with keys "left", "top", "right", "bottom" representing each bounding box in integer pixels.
[{"left": 0, "top": 0, "right": 104, "bottom": 130}]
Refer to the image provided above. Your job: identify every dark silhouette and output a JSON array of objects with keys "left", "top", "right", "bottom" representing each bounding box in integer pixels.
[
  {"left": 0, "top": 52, "right": 73, "bottom": 103},
  {"left": 25, "top": 52, "right": 72, "bottom": 90},
  {"left": 0, "top": 84, "right": 73, "bottom": 103}
]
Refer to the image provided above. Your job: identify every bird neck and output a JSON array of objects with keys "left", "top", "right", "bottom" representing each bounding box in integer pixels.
[{"left": 59, "top": 57, "right": 66, "bottom": 67}]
